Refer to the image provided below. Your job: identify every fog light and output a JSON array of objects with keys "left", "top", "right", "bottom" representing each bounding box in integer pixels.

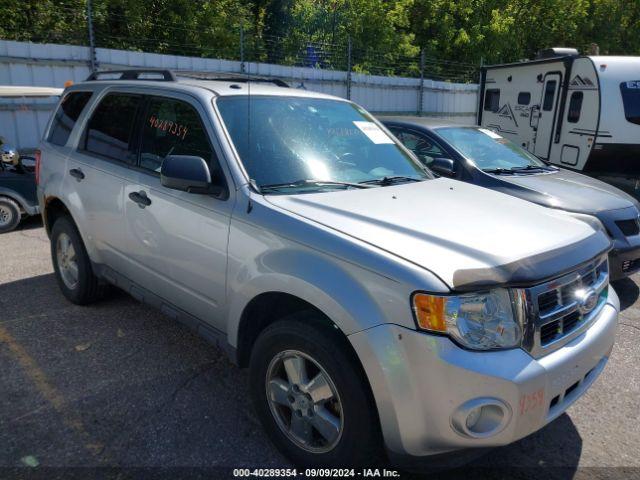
[
  {"left": 451, "top": 398, "right": 511, "bottom": 439},
  {"left": 466, "top": 406, "right": 482, "bottom": 429}
]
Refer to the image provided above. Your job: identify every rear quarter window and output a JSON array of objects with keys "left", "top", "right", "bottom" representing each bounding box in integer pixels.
[{"left": 47, "top": 91, "right": 93, "bottom": 146}]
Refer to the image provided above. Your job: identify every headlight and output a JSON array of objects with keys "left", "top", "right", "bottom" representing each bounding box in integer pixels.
[
  {"left": 562, "top": 211, "right": 607, "bottom": 235},
  {"left": 412, "top": 289, "right": 521, "bottom": 350}
]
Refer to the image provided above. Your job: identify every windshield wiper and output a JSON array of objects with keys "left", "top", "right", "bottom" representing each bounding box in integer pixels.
[
  {"left": 482, "top": 168, "right": 516, "bottom": 175},
  {"left": 509, "top": 165, "right": 558, "bottom": 172},
  {"left": 260, "top": 179, "right": 373, "bottom": 192},
  {"left": 359, "top": 176, "right": 424, "bottom": 186}
]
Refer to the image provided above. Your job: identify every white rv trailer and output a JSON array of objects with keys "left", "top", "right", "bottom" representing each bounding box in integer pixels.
[{"left": 478, "top": 48, "right": 640, "bottom": 176}]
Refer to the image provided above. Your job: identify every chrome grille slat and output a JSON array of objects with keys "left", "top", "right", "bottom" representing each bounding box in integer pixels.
[{"left": 519, "top": 255, "right": 609, "bottom": 358}]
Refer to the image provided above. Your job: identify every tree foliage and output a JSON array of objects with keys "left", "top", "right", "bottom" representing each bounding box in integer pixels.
[{"left": 1, "top": 0, "right": 639, "bottom": 72}]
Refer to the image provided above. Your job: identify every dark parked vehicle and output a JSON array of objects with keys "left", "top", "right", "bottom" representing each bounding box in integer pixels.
[
  {"left": 381, "top": 116, "right": 640, "bottom": 280},
  {"left": 0, "top": 86, "right": 61, "bottom": 233},
  {"left": 0, "top": 141, "right": 39, "bottom": 233}
]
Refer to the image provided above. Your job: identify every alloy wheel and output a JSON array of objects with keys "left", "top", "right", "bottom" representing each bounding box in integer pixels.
[
  {"left": 56, "top": 232, "right": 79, "bottom": 290},
  {"left": 265, "top": 349, "right": 344, "bottom": 453}
]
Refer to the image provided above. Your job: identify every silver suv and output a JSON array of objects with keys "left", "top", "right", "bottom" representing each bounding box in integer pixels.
[{"left": 38, "top": 69, "right": 619, "bottom": 468}]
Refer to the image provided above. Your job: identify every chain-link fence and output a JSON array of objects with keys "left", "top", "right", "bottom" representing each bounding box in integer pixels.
[{"left": 25, "top": 2, "right": 479, "bottom": 85}]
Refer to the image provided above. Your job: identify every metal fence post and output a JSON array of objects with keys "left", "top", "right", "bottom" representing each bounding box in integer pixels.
[
  {"left": 86, "top": 0, "right": 97, "bottom": 73},
  {"left": 240, "top": 25, "right": 246, "bottom": 74},
  {"left": 346, "top": 36, "right": 352, "bottom": 100},
  {"left": 475, "top": 56, "right": 484, "bottom": 123},
  {"left": 418, "top": 49, "right": 425, "bottom": 116}
]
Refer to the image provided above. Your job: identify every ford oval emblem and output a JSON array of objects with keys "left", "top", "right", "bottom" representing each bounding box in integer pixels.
[{"left": 576, "top": 288, "right": 598, "bottom": 315}]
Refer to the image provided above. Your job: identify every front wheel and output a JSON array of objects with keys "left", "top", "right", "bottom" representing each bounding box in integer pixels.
[{"left": 249, "top": 314, "right": 382, "bottom": 467}]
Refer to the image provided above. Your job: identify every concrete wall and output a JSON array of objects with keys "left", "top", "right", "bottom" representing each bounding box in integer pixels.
[{"left": 0, "top": 39, "right": 479, "bottom": 149}]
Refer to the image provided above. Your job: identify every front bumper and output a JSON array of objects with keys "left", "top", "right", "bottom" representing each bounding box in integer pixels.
[
  {"left": 609, "top": 238, "right": 640, "bottom": 280},
  {"left": 349, "top": 288, "right": 619, "bottom": 460}
]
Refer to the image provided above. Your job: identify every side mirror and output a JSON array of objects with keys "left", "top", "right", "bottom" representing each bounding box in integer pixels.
[
  {"left": 1, "top": 145, "right": 19, "bottom": 166},
  {"left": 430, "top": 157, "right": 456, "bottom": 176},
  {"left": 161, "top": 155, "right": 220, "bottom": 194}
]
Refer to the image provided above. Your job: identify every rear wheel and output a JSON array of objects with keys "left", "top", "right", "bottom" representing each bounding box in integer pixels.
[
  {"left": 0, "top": 197, "right": 21, "bottom": 233},
  {"left": 51, "top": 216, "right": 106, "bottom": 304},
  {"left": 249, "top": 314, "right": 382, "bottom": 467}
]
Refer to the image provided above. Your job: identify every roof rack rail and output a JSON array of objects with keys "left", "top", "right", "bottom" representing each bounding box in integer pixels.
[
  {"left": 177, "top": 72, "right": 289, "bottom": 87},
  {"left": 86, "top": 69, "right": 177, "bottom": 82}
]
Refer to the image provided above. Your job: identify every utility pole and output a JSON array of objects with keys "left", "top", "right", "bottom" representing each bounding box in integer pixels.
[
  {"left": 240, "top": 25, "right": 246, "bottom": 74},
  {"left": 346, "top": 36, "right": 352, "bottom": 100},
  {"left": 86, "top": 0, "right": 97, "bottom": 74}
]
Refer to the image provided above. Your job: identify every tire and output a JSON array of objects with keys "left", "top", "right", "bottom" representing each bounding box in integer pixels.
[
  {"left": 50, "top": 215, "right": 106, "bottom": 305},
  {"left": 0, "top": 197, "right": 21, "bottom": 233},
  {"left": 249, "top": 313, "right": 383, "bottom": 468}
]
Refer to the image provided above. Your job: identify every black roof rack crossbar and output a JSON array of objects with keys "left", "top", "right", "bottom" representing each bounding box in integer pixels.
[
  {"left": 86, "top": 69, "right": 177, "bottom": 82},
  {"left": 176, "top": 73, "right": 289, "bottom": 87}
]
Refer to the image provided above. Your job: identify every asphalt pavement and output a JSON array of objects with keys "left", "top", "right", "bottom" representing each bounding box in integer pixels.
[{"left": 1, "top": 217, "right": 639, "bottom": 479}]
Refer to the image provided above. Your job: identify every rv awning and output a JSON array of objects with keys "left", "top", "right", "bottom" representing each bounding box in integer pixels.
[{"left": 0, "top": 86, "right": 64, "bottom": 98}]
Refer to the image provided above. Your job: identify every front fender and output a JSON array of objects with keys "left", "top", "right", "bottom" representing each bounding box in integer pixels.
[{"left": 226, "top": 246, "right": 406, "bottom": 348}]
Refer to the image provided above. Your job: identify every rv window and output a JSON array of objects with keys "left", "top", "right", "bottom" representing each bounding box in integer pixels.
[
  {"left": 567, "top": 92, "right": 584, "bottom": 123},
  {"left": 484, "top": 89, "right": 500, "bottom": 112},
  {"left": 542, "top": 81, "right": 557, "bottom": 111},
  {"left": 620, "top": 81, "right": 640, "bottom": 125},
  {"left": 517, "top": 92, "right": 531, "bottom": 105}
]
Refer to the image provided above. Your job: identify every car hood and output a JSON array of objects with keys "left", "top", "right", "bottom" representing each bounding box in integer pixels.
[
  {"left": 491, "top": 168, "right": 638, "bottom": 214},
  {"left": 265, "top": 178, "right": 611, "bottom": 290}
]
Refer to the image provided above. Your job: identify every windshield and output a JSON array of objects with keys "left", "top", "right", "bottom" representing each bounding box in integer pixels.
[
  {"left": 436, "top": 127, "right": 547, "bottom": 171},
  {"left": 216, "top": 96, "right": 429, "bottom": 192}
]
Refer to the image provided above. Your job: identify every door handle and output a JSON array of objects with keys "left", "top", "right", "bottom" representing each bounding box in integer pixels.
[
  {"left": 128, "top": 191, "right": 152, "bottom": 208},
  {"left": 69, "top": 168, "right": 85, "bottom": 181}
]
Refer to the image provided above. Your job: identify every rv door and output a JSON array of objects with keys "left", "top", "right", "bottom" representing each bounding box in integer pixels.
[{"left": 534, "top": 72, "right": 562, "bottom": 159}]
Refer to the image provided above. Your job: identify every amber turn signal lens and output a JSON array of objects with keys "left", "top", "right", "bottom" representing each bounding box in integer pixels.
[{"left": 413, "top": 293, "right": 447, "bottom": 332}]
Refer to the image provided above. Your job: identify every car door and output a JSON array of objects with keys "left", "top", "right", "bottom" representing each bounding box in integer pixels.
[
  {"left": 66, "top": 91, "right": 143, "bottom": 273},
  {"left": 533, "top": 73, "right": 562, "bottom": 159},
  {"left": 123, "top": 92, "right": 233, "bottom": 332}
]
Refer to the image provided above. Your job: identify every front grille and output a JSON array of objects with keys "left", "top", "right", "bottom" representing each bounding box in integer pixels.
[
  {"left": 537, "top": 290, "right": 559, "bottom": 314},
  {"left": 520, "top": 255, "right": 609, "bottom": 358},
  {"left": 616, "top": 218, "right": 640, "bottom": 236}
]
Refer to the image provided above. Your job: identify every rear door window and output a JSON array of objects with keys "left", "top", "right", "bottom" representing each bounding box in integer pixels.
[
  {"left": 82, "top": 93, "right": 143, "bottom": 164},
  {"left": 47, "top": 91, "right": 93, "bottom": 146},
  {"left": 139, "top": 96, "right": 223, "bottom": 184},
  {"left": 620, "top": 81, "right": 640, "bottom": 125}
]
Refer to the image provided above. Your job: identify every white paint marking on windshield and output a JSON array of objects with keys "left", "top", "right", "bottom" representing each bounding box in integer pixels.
[
  {"left": 478, "top": 128, "right": 503, "bottom": 139},
  {"left": 353, "top": 121, "right": 394, "bottom": 144}
]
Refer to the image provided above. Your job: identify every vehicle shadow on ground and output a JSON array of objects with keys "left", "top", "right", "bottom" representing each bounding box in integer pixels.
[
  {"left": 15, "top": 215, "right": 44, "bottom": 232},
  {"left": 611, "top": 277, "right": 639, "bottom": 311}
]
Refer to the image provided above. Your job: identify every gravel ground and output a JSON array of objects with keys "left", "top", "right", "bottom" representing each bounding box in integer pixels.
[{"left": 1, "top": 216, "right": 639, "bottom": 479}]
